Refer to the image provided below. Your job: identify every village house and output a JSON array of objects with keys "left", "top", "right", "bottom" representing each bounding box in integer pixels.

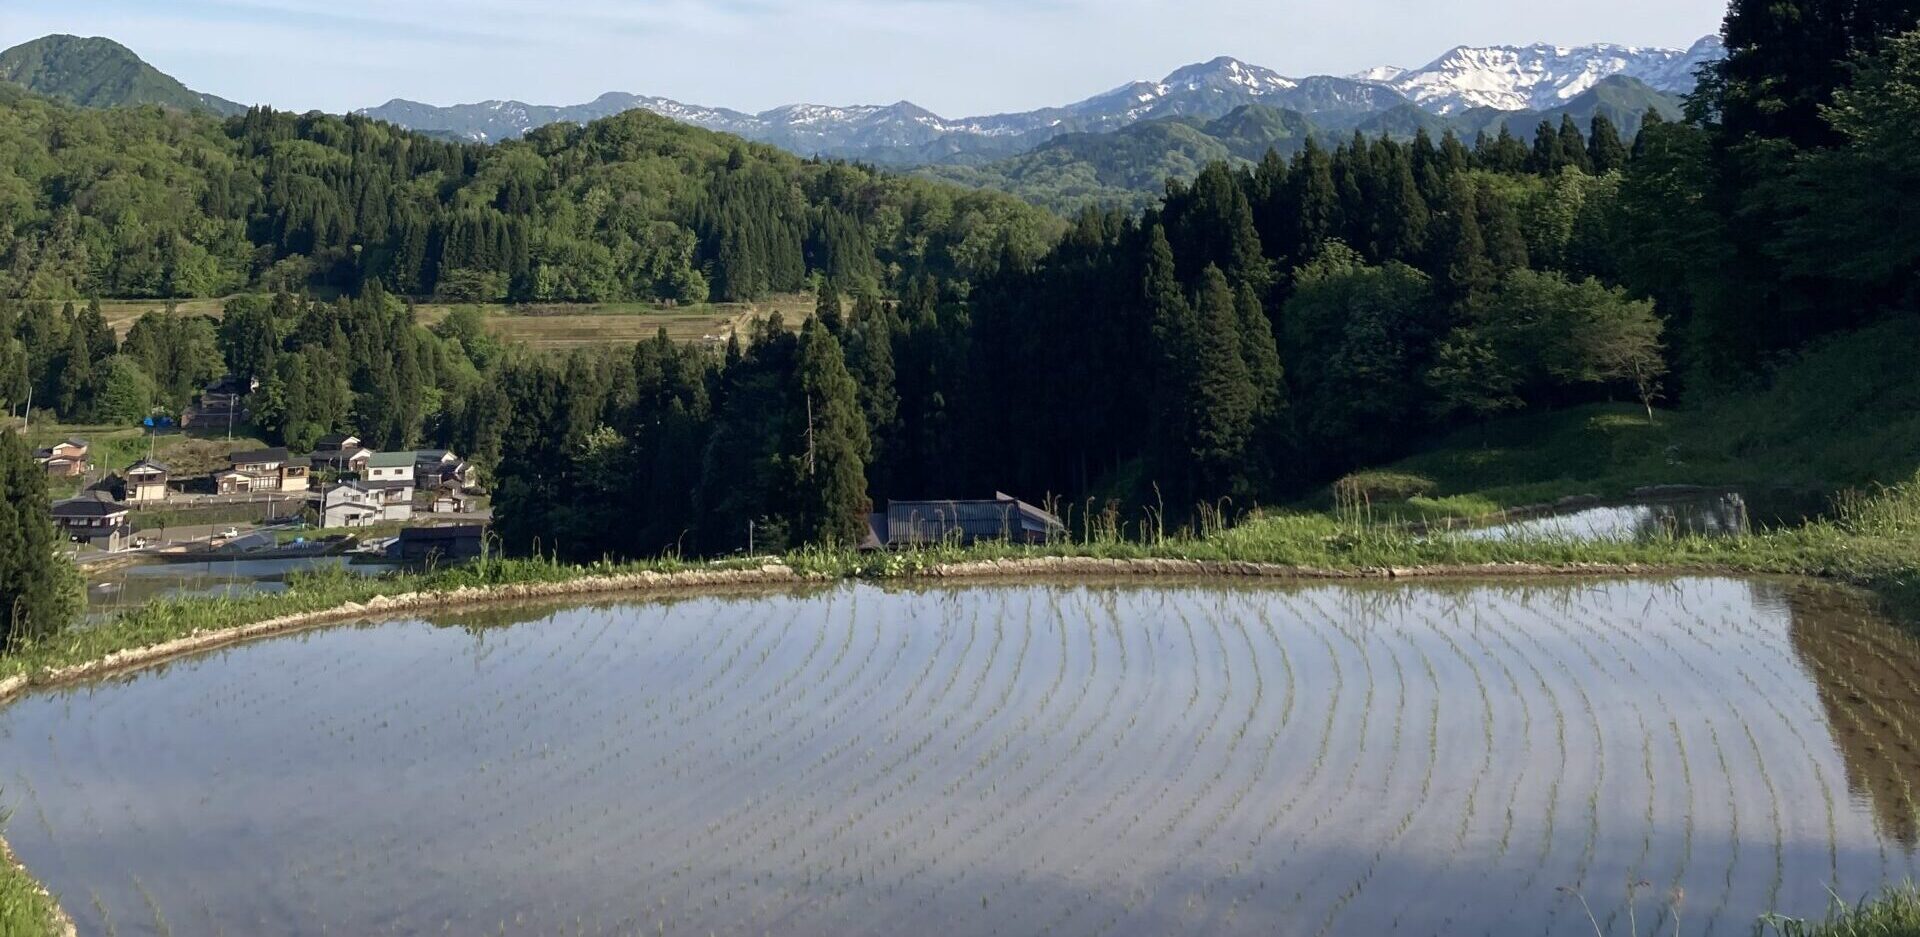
[
  {"left": 120, "top": 459, "right": 170, "bottom": 504},
  {"left": 364, "top": 451, "right": 416, "bottom": 486},
  {"left": 867, "top": 493, "right": 1065, "bottom": 549},
  {"left": 410, "top": 450, "right": 475, "bottom": 490},
  {"left": 32, "top": 437, "right": 90, "bottom": 479},
  {"left": 430, "top": 488, "right": 481, "bottom": 515},
  {"left": 51, "top": 491, "right": 132, "bottom": 551},
  {"left": 310, "top": 433, "right": 370, "bottom": 472},
  {"left": 216, "top": 447, "right": 310, "bottom": 494},
  {"left": 318, "top": 481, "right": 412, "bottom": 527}
]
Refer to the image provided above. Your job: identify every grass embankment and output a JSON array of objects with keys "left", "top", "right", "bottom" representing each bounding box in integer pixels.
[
  {"left": 1337, "top": 317, "right": 1920, "bottom": 524},
  {"left": 1762, "top": 886, "right": 1920, "bottom": 935},
  {"left": 9, "top": 461, "right": 1920, "bottom": 688},
  {"left": 0, "top": 836, "right": 67, "bottom": 937}
]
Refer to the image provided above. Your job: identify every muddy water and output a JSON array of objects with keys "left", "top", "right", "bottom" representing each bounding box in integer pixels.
[{"left": 3, "top": 577, "right": 1917, "bottom": 936}]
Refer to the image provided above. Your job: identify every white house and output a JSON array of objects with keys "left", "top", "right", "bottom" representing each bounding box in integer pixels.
[{"left": 319, "top": 481, "right": 414, "bottom": 527}]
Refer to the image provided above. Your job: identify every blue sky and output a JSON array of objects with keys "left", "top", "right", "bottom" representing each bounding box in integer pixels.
[{"left": 2, "top": 0, "right": 1729, "bottom": 116}]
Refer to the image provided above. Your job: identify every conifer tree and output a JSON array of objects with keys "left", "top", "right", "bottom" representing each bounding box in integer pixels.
[
  {"left": 789, "top": 317, "right": 871, "bottom": 547},
  {"left": 1588, "top": 114, "right": 1629, "bottom": 174},
  {"left": 1185, "top": 266, "right": 1255, "bottom": 498},
  {"left": 815, "top": 283, "right": 845, "bottom": 335},
  {"left": 1557, "top": 115, "right": 1594, "bottom": 173},
  {"left": 1429, "top": 177, "right": 1495, "bottom": 303},
  {"left": 0, "top": 430, "right": 77, "bottom": 649},
  {"left": 55, "top": 326, "right": 92, "bottom": 420},
  {"left": 1527, "top": 120, "right": 1561, "bottom": 174}
]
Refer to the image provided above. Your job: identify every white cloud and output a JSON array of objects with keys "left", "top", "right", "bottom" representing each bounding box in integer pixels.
[{"left": 1, "top": 0, "right": 1727, "bottom": 116}]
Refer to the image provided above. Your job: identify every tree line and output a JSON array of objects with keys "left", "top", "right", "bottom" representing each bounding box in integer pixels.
[{"left": 3, "top": 0, "right": 1919, "bottom": 582}]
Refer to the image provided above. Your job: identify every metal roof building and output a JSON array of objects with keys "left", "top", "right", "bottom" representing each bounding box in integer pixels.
[{"left": 880, "top": 493, "right": 1063, "bottom": 547}]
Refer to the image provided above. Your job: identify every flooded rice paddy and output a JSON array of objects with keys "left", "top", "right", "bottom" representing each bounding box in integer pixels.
[
  {"left": 83, "top": 556, "right": 400, "bottom": 618},
  {"left": 4, "top": 577, "right": 1920, "bottom": 936}
]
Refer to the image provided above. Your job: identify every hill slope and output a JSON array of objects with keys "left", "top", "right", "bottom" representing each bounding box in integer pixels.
[{"left": 0, "top": 35, "right": 244, "bottom": 115}]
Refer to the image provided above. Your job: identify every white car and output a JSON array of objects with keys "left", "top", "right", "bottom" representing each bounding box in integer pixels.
[{"left": 218, "top": 528, "right": 240, "bottom": 539}]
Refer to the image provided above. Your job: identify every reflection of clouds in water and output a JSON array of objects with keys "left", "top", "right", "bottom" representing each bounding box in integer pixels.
[
  {"left": 1459, "top": 495, "right": 1751, "bottom": 543},
  {"left": 2, "top": 578, "right": 1914, "bottom": 936}
]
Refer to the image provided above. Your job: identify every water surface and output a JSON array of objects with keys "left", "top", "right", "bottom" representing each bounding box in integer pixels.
[{"left": 4, "top": 577, "right": 1918, "bottom": 936}]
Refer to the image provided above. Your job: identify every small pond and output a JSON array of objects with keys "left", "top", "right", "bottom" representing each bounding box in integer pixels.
[{"left": 4, "top": 577, "right": 1918, "bottom": 936}]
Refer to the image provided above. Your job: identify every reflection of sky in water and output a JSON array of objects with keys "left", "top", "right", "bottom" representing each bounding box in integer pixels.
[
  {"left": 3, "top": 578, "right": 1916, "bottom": 937},
  {"left": 1460, "top": 495, "right": 1750, "bottom": 542}
]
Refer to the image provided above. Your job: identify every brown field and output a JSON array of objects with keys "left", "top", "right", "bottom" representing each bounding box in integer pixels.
[{"left": 94, "top": 294, "right": 816, "bottom": 350}]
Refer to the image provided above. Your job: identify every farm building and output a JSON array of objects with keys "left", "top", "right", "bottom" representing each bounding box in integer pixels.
[
  {"left": 873, "top": 493, "right": 1064, "bottom": 548},
  {"left": 397, "top": 525, "right": 485, "bottom": 563}
]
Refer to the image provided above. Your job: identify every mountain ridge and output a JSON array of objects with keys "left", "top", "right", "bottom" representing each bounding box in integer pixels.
[
  {"left": 354, "top": 36, "right": 1723, "bottom": 161},
  {"left": 0, "top": 34, "right": 244, "bottom": 116}
]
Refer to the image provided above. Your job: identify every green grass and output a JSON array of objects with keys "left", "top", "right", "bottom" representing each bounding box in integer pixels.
[
  {"left": 1322, "top": 316, "right": 1920, "bottom": 519},
  {"left": 0, "top": 828, "right": 62, "bottom": 937},
  {"left": 1763, "top": 886, "right": 1920, "bottom": 935}
]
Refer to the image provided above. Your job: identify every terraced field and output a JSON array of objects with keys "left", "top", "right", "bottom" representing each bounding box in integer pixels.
[
  {"left": 2, "top": 577, "right": 1916, "bottom": 936},
  {"left": 95, "top": 295, "right": 815, "bottom": 349}
]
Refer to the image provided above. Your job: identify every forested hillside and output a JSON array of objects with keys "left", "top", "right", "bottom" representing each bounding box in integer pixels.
[
  {"left": 0, "top": 87, "right": 1059, "bottom": 303},
  {"left": 4, "top": 0, "right": 1917, "bottom": 565},
  {"left": 0, "top": 35, "right": 244, "bottom": 116}
]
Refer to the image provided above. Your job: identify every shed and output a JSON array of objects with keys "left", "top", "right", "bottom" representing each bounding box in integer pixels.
[
  {"left": 883, "top": 493, "right": 1064, "bottom": 547},
  {"left": 397, "top": 525, "right": 485, "bottom": 563}
]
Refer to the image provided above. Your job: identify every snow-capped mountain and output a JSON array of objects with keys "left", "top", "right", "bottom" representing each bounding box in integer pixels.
[
  {"left": 358, "top": 37, "right": 1724, "bottom": 162},
  {"left": 1377, "top": 36, "right": 1725, "bottom": 114}
]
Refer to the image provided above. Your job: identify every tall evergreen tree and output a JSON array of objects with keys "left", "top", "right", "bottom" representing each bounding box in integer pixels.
[
  {"left": 1557, "top": 115, "right": 1594, "bottom": 173},
  {"left": 0, "top": 430, "right": 77, "bottom": 649},
  {"left": 1184, "top": 266, "right": 1256, "bottom": 499},
  {"left": 1588, "top": 114, "right": 1629, "bottom": 174},
  {"left": 789, "top": 317, "right": 871, "bottom": 547}
]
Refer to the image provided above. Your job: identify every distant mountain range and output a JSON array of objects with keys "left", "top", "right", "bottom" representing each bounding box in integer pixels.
[
  {"left": 0, "top": 35, "right": 244, "bottom": 116},
  {"left": 356, "top": 36, "right": 1723, "bottom": 166},
  {"left": 926, "top": 75, "right": 1687, "bottom": 214},
  {"left": 0, "top": 31, "right": 1718, "bottom": 214}
]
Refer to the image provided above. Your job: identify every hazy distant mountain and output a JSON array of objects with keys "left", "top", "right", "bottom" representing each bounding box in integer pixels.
[
  {"left": 0, "top": 35, "right": 244, "bottom": 116},
  {"left": 357, "top": 37, "right": 1721, "bottom": 166},
  {"left": 927, "top": 77, "right": 1685, "bottom": 215}
]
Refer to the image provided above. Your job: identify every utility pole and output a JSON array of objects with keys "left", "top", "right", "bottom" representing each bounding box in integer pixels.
[
  {"left": 805, "top": 395, "right": 816, "bottom": 477},
  {"left": 747, "top": 520, "right": 754, "bottom": 555},
  {"left": 21, "top": 385, "right": 30, "bottom": 431}
]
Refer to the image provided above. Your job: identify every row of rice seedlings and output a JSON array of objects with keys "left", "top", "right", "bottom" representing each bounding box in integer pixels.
[
  {"left": 924, "top": 595, "right": 1119, "bottom": 928},
  {"left": 1315, "top": 624, "right": 1449, "bottom": 937},
  {"left": 1026, "top": 595, "right": 1204, "bottom": 937},
  {"left": 1065, "top": 599, "right": 1245, "bottom": 934},
  {"left": 388, "top": 606, "right": 756, "bottom": 888},
  {"left": 732, "top": 599, "right": 1003, "bottom": 929}
]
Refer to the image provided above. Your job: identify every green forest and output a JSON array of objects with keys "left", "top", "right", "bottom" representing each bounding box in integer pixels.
[{"left": 2, "top": 0, "right": 1918, "bottom": 566}]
